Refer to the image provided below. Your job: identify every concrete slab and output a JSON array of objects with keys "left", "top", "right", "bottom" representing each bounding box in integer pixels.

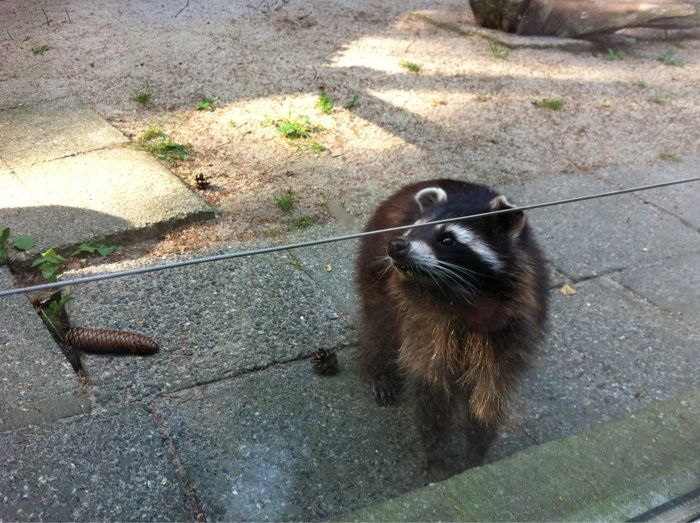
[
  {"left": 594, "top": 157, "right": 700, "bottom": 230},
  {"left": 155, "top": 349, "right": 532, "bottom": 522},
  {"left": 0, "top": 96, "right": 127, "bottom": 170},
  {"left": 0, "top": 268, "right": 88, "bottom": 432},
  {"left": 349, "top": 389, "right": 700, "bottom": 522},
  {"left": 64, "top": 250, "right": 353, "bottom": 406},
  {"left": 613, "top": 252, "right": 699, "bottom": 330},
  {"left": 501, "top": 173, "right": 700, "bottom": 280},
  {"left": 0, "top": 406, "right": 191, "bottom": 521},
  {"left": 513, "top": 277, "right": 700, "bottom": 444},
  {"left": 1, "top": 148, "right": 214, "bottom": 262}
]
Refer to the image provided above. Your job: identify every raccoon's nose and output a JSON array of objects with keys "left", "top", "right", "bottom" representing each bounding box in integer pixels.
[{"left": 388, "top": 238, "right": 410, "bottom": 258}]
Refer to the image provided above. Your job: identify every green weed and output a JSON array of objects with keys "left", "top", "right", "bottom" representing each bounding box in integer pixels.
[
  {"left": 195, "top": 96, "right": 219, "bottom": 110},
  {"left": 533, "top": 98, "right": 564, "bottom": 110},
  {"left": 139, "top": 127, "right": 191, "bottom": 164},
  {"left": 287, "top": 214, "right": 318, "bottom": 230},
  {"left": 290, "top": 258, "right": 304, "bottom": 271},
  {"left": 659, "top": 150, "right": 682, "bottom": 162},
  {"left": 71, "top": 242, "right": 117, "bottom": 257},
  {"left": 133, "top": 91, "right": 153, "bottom": 104},
  {"left": 274, "top": 115, "right": 321, "bottom": 140},
  {"left": 489, "top": 41, "right": 510, "bottom": 60},
  {"left": 636, "top": 79, "right": 647, "bottom": 89},
  {"left": 603, "top": 49, "right": 625, "bottom": 61},
  {"left": 400, "top": 60, "right": 421, "bottom": 73},
  {"left": 32, "top": 248, "right": 68, "bottom": 281},
  {"left": 650, "top": 93, "right": 669, "bottom": 104},
  {"left": 305, "top": 141, "right": 327, "bottom": 153},
  {"left": 275, "top": 190, "right": 295, "bottom": 213},
  {"left": 658, "top": 50, "right": 684, "bottom": 67},
  {"left": 317, "top": 92, "right": 334, "bottom": 115},
  {"left": 344, "top": 94, "right": 360, "bottom": 110},
  {"left": 32, "top": 45, "right": 48, "bottom": 55},
  {"left": 0, "top": 227, "right": 8, "bottom": 265}
]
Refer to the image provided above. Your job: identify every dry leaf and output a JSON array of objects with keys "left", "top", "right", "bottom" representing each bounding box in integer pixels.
[
  {"left": 325, "top": 263, "right": 333, "bottom": 272},
  {"left": 560, "top": 283, "right": 577, "bottom": 296}
]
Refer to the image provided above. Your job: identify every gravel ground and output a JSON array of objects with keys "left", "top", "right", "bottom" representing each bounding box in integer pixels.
[{"left": 2, "top": 0, "right": 698, "bottom": 254}]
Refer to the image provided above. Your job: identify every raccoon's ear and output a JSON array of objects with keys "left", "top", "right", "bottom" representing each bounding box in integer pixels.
[
  {"left": 415, "top": 187, "right": 447, "bottom": 213},
  {"left": 489, "top": 195, "right": 526, "bottom": 236}
]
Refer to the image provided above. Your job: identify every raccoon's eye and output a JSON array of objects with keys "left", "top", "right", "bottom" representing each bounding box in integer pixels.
[{"left": 439, "top": 233, "right": 455, "bottom": 246}]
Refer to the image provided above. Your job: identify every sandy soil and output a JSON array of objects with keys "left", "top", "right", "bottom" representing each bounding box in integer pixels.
[{"left": 2, "top": 0, "right": 699, "bottom": 255}]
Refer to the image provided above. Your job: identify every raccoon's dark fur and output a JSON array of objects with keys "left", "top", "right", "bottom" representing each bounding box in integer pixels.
[{"left": 356, "top": 179, "right": 548, "bottom": 478}]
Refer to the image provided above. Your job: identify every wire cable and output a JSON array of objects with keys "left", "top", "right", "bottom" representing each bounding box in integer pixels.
[{"left": 0, "top": 176, "right": 697, "bottom": 298}]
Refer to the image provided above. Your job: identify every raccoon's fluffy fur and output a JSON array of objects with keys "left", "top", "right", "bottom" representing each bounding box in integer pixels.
[{"left": 356, "top": 179, "right": 549, "bottom": 477}]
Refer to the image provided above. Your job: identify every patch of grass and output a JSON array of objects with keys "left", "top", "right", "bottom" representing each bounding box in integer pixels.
[
  {"left": 476, "top": 91, "right": 490, "bottom": 102},
  {"left": 659, "top": 150, "right": 682, "bottom": 162},
  {"left": 31, "top": 45, "right": 49, "bottom": 55},
  {"left": 195, "top": 96, "right": 219, "bottom": 110},
  {"left": 290, "top": 258, "right": 304, "bottom": 271},
  {"left": 533, "top": 98, "right": 564, "bottom": 111},
  {"left": 344, "top": 94, "right": 360, "bottom": 110},
  {"left": 489, "top": 41, "right": 510, "bottom": 60},
  {"left": 636, "top": 79, "right": 647, "bottom": 89},
  {"left": 650, "top": 93, "right": 669, "bottom": 105},
  {"left": 133, "top": 91, "right": 153, "bottom": 104},
  {"left": 603, "top": 48, "right": 625, "bottom": 61},
  {"left": 287, "top": 213, "right": 318, "bottom": 230},
  {"left": 275, "top": 190, "right": 295, "bottom": 213},
  {"left": 658, "top": 50, "right": 684, "bottom": 67},
  {"left": 316, "top": 92, "right": 334, "bottom": 115},
  {"left": 305, "top": 141, "right": 327, "bottom": 153},
  {"left": 139, "top": 126, "right": 191, "bottom": 164},
  {"left": 400, "top": 60, "right": 421, "bottom": 73}
]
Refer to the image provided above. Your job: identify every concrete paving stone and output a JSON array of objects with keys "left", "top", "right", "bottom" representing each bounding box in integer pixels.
[
  {"left": 594, "top": 156, "right": 700, "bottom": 230},
  {"left": 0, "top": 267, "right": 88, "bottom": 432},
  {"left": 0, "top": 148, "right": 214, "bottom": 262},
  {"left": 512, "top": 278, "right": 700, "bottom": 444},
  {"left": 613, "top": 252, "right": 700, "bottom": 330},
  {"left": 64, "top": 250, "right": 353, "bottom": 405},
  {"left": 155, "top": 350, "right": 424, "bottom": 521},
  {"left": 0, "top": 96, "right": 127, "bottom": 170},
  {"left": 0, "top": 407, "right": 191, "bottom": 521},
  {"left": 155, "top": 349, "right": 531, "bottom": 522},
  {"left": 500, "top": 173, "right": 700, "bottom": 280},
  {"left": 349, "top": 389, "right": 700, "bottom": 522},
  {"left": 284, "top": 223, "right": 362, "bottom": 324}
]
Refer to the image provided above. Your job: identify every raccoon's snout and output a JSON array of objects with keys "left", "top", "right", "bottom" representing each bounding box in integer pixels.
[{"left": 388, "top": 238, "right": 410, "bottom": 261}]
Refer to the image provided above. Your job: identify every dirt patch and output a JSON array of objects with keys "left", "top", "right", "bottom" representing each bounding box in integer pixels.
[{"left": 2, "top": 0, "right": 698, "bottom": 256}]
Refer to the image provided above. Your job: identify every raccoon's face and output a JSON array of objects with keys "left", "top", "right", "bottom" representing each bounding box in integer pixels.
[{"left": 387, "top": 186, "right": 525, "bottom": 297}]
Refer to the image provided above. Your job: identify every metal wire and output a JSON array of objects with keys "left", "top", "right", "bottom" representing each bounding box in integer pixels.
[{"left": 1, "top": 176, "right": 697, "bottom": 298}]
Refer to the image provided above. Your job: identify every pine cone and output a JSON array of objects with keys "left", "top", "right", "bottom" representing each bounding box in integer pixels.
[
  {"left": 195, "top": 173, "right": 210, "bottom": 190},
  {"left": 311, "top": 348, "right": 339, "bottom": 376},
  {"left": 65, "top": 328, "right": 159, "bottom": 356}
]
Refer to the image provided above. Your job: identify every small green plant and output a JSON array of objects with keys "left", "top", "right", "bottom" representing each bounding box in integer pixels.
[
  {"left": 139, "top": 126, "right": 191, "bottom": 164},
  {"left": 400, "top": 60, "right": 421, "bottom": 73},
  {"left": 274, "top": 115, "right": 321, "bottom": 140},
  {"left": 533, "top": 98, "right": 564, "bottom": 110},
  {"left": 489, "top": 41, "right": 510, "bottom": 60},
  {"left": 0, "top": 227, "right": 9, "bottom": 265},
  {"left": 290, "top": 258, "right": 304, "bottom": 271},
  {"left": 344, "top": 94, "right": 360, "bottom": 109},
  {"left": 603, "top": 48, "right": 625, "bottom": 61},
  {"left": 650, "top": 93, "right": 669, "bottom": 104},
  {"left": 636, "top": 79, "right": 647, "bottom": 88},
  {"left": 658, "top": 50, "right": 684, "bottom": 67},
  {"left": 32, "top": 45, "right": 49, "bottom": 55},
  {"left": 659, "top": 150, "right": 682, "bottom": 162},
  {"left": 41, "top": 293, "right": 72, "bottom": 335},
  {"left": 195, "top": 96, "right": 219, "bottom": 110},
  {"left": 275, "top": 190, "right": 295, "bottom": 213},
  {"left": 316, "top": 92, "right": 334, "bottom": 115},
  {"left": 476, "top": 91, "right": 490, "bottom": 102},
  {"left": 305, "top": 141, "right": 327, "bottom": 153},
  {"left": 71, "top": 242, "right": 117, "bottom": 257},
  {"left": 287, "top": 214, "right": 318, "bottom": 230},
  {"left": 133, "top": 91, "right": 153, "bottom": 104},
  {"left": 32, "top": 248, "right": 68, "bottom": 281}
]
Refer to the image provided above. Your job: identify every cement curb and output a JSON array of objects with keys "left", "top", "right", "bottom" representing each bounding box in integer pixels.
[{"left": 345, "top": 389, "right": 700, "bottom": 521}]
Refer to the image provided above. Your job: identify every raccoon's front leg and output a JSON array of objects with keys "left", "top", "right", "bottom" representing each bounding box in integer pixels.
[
  {"left": 358, "top": 298, "right": 403, "bottom": 405},
  {"left": 413, "top": 382, "right": 457, "bottom": 480}
]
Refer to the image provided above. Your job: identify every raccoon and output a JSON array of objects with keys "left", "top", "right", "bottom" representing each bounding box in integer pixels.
[{"left": 356, "top": 179, "right": 549, "bottom": 478}]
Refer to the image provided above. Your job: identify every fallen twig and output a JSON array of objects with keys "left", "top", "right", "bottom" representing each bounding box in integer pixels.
[{"left": 174, "top": 0, "right": 190, "bottom": 18}]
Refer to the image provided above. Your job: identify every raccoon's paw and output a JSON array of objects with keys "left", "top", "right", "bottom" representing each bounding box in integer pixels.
[{"left": 372, "top": 376, "right": 401, "bottom": 406}]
